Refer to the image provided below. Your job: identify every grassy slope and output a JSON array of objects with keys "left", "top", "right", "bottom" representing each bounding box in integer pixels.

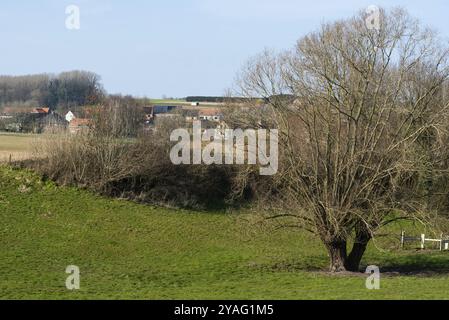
[{"left": 1, "top": 166, "right": 449, "bottom": 300}]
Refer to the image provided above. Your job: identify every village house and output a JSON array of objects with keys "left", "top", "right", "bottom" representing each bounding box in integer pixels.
[
  {"left": 183, "top": 109, "right": 200, "bottom": 122},
  {"left": 65, "top": 110, "right": 90, "bottom": 122},
  {"left": 64, "top": 109, "right": 95, "bottom": 134},
  {"left": 65, "top": 110, "right": 77, "bottom": 122},
  {"left": 68, "top": 118, "right": 91, "bottom": 134},
  {"left": 0, "top": 106, "right": 71, "bottom": 133},
  {"left": 32, "top": 107, "right": 69, "bottom": 133},
  {"left": 31, "top": 107, "right": 50, "bottom": 115},
  {"left": 198, "top": 108, "right": 223, "bottom": 122}
]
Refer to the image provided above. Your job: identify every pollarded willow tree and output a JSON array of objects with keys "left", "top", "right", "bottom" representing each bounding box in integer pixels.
[{"left": 236, "top": 7, "right": 449, "bottom": 272}]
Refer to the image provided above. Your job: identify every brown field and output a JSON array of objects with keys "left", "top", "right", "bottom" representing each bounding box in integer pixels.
[{"left": 0, "top": 133, "right": 37, "bottom": 162}]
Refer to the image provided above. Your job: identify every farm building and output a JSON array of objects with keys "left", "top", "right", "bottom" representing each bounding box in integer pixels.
[
  {"left": 153, "top": 105, "right": 179, "bottom": 115},
  {"left": 40, "top": 112, "right": 68, "bottom": 133}
]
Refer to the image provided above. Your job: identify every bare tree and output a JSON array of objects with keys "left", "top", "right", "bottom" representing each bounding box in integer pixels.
[{"left": 236, "top": 7, "right": 449, "bottom": 272}]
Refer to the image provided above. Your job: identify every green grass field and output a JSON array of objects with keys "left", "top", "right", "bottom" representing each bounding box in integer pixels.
[
  {"left": 150, "top": 99, "right": 187, "bottom": 105},
  {"left": 1, "top": 166, "right": 449, "bottom": 300}
]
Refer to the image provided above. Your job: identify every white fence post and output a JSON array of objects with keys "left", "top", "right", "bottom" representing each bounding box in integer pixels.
[
  {"left": 421, "top": 234, "right": 425, "bottom": 250},
  {"left": 400, "top": 230, "right": 405, "bottom": 249}
]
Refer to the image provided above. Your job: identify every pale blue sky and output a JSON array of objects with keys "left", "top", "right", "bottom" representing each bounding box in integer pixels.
[{"left": 1, "top": 0, "right": 448, "bottom": 98}]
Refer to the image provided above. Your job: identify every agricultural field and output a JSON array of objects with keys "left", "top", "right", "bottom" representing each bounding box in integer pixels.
[
  {"left": 149, "top": 99, "right": 225, "bottom": 107},
  {"left": 1, "top": 166, "right": 449, "bottom": 300},
  {"left": 150, "top": 99, "right": 187, "bottom": 105},
  {"left": 0, "top": 133, "right": 37, "bottom": 163}
]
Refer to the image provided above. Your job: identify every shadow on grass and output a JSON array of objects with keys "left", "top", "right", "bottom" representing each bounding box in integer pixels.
[
  {"left": 367, "top": 251, "right": 449, "bottom": 277},
  {"left": 249, "top": 250, "right": 449, "bottom": 277}
]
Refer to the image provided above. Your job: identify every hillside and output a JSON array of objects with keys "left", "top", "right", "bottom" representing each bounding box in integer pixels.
[{"left": 1, "top": 166, "right": 449, "bottom": 299}]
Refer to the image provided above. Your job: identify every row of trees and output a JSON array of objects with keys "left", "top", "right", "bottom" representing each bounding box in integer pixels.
[{"left": 0, "top": 71, "right": 104, "bottom": 111}]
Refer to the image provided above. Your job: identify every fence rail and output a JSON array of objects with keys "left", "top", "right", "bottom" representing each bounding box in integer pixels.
[{"left": 401, "top": 231, "right": 449, "bottom": 251}]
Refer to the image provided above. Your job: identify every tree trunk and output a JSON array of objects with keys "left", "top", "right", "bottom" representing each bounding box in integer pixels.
[
  {"left": 325, "top": 241, "right": 348, "bottom": 272},
  {"left": 345, "top": 242, "right": 368, "bottom": 272},
  {"left": 345, "top": 229, "right": 371, "bottom": 272}
]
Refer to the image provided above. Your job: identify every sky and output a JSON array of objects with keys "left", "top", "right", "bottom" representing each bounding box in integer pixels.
[{"left": 1, "top": 0, "right": 449, "bottom": 98}]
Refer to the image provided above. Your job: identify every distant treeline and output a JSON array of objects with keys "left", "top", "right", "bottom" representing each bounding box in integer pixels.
[{"left": 0, "top": 71, "right": 104, "bottom": 112}]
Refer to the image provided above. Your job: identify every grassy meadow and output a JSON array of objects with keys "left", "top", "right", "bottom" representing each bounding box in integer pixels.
[
  {"left": 0, "top": 133, "right": 37, "bottom": 163},
  {"left": 149, "top": 99, "right": 187, "bottom": 105},
  {"left": 1, "top": 166, "right": 449, "bottom": 300}
]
